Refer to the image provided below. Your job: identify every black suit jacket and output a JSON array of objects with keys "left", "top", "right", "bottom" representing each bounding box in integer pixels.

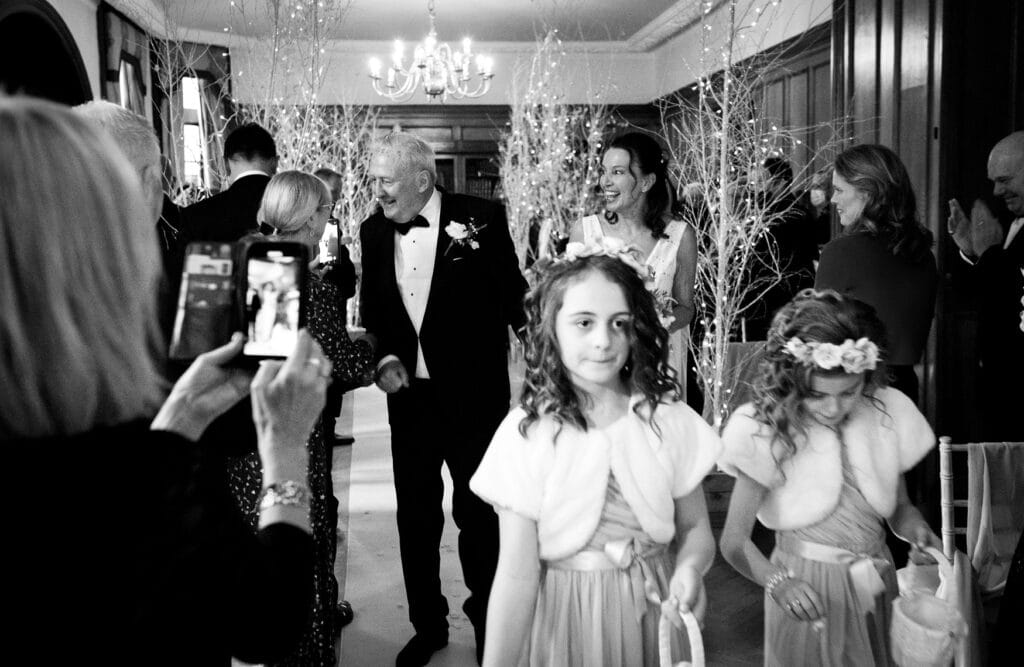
[
  {"left": 360, "top": 191, "right": 527, "bottom": 421},
  {"left": 180, "top": 174, "right": 271, "bottom": 243}
]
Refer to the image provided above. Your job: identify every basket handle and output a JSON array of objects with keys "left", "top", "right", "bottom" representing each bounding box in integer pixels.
[{"left": 658, "top": 609, "right": 705, "bottom": 667}]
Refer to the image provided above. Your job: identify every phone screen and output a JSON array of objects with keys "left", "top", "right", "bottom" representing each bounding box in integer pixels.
[
  {"left": 169, "top": 243, "right": 235, "bottom": 361},
  {"left": 319, "top": 219, "right": 340, "bottom": 264},
  {"left": 243, "top": 249, "right": 302, "bottom": 358}
]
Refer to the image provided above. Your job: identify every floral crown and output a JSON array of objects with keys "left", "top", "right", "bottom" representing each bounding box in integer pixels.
[
  {"left": 553, "top": 237, "right": 677, "bottom": 328},
  {"left": 783, "top": 336, "right": 880, "bottom": 374}
]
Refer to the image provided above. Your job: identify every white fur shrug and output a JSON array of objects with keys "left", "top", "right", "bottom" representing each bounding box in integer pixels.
[
  {"left": 718, "top": 387, "right": 934, "bottom": 531},
  {"left": 470, "top": 398, "right": 722, "bottom": 561}
]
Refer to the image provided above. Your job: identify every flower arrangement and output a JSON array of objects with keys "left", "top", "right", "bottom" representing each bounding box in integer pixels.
[{"left": 783, "top": 337, "right": 880, "bottom": 374}]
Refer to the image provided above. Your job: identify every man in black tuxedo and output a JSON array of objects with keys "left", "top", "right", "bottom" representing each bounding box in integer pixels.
[
  {"left": 180, "top": 123, "right": 278, "bottom": 242},
  {"left": 948, "top": 130, "right": 1024, "bottom": 440},
  {"left": 359, "top": 132, "right": 527, "bottom": 666}
]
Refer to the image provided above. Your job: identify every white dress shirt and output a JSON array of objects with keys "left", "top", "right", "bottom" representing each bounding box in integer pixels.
[{"left": 381, "top": 189, "right": 441, "bottom": 379}]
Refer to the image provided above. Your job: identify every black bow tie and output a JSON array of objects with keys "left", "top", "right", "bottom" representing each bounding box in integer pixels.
[{"left": 392, "top": 215, "right": 429, "bottom": 235}]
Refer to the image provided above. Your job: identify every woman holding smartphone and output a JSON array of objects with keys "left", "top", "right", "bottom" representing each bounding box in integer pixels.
[
  {"left": 0, "top": 96, "right": 329, "bottom": 665},
  {"left": 227, "top": 170, "right": 376, "bottom": 666}
]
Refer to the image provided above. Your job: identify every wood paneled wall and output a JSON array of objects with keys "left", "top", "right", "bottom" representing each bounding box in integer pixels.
[{"left": 832, "top": 0, "right": 1023, "bottom": 505}]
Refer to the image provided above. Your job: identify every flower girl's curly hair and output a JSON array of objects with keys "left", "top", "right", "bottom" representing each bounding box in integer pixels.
[
  {"left": 753, "top": 289, "right": 889, "bottom": 466},
  {"left": 518, "top": 254, "right": 681, "bottom": 438}
]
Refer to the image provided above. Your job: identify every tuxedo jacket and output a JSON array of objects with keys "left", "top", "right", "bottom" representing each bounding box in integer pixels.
[
  {"left": 359, "top": 191, "right": 527, "bottom": 421},
  {"left": 179, "top": 174, "right": 270, "bottom": 243},
  {"left": 973, "top": 230, "right": 1024, "bottom": 378}
]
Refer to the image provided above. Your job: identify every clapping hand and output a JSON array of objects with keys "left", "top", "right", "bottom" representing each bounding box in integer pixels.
[{"left": 948, "top": 198, "right": 1003, "bottom": 259}]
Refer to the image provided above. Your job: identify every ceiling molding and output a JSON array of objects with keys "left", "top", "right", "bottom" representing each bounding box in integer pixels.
[{"left": 627, "top": 0, "right": 729, "bottom": 52}]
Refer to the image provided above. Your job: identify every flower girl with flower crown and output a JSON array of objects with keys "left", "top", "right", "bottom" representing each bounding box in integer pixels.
[
  {"left": 471, "top": 246, "right": 720, "bottom": 666},
  {"left": 718, "top": 289, "right": 942, "bottom": 666}
]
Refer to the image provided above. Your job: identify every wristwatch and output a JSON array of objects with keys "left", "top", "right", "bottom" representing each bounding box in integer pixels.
[{"left": 258, "top": 480, "right": 310, "bottom": 513}]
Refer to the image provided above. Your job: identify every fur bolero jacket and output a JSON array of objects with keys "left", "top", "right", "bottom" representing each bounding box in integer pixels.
[
  {"left": 718, "top": 386, "right": 934, "bottom": 531},
  {"left": 470, "top": 397, "right": 722, "bottom": 561}
]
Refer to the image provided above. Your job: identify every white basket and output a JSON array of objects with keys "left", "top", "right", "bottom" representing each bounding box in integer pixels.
[{"left": 658, "top": 609, "right": 705, "bottom": 667}]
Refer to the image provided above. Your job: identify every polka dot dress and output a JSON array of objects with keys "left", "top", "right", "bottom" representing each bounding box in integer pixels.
[{"left": 226, "top": 273, "right": 373, "bottom": 666}]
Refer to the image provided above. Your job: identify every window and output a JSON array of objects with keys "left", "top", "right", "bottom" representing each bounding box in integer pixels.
[
  {"left": 117, "top": 58, "right": 144, "bottom": 115},
  {"left": 180, "top": 76, "right": 211, "bottom": 189}
]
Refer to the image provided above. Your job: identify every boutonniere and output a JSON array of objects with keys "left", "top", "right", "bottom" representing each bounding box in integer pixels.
[{"left": 444, "top": 217, "right": 486, "bottom": 255}]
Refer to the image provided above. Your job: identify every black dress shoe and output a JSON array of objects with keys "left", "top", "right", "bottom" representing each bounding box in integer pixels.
[
  {"left": 395, "top": 632, "right": 448, "bottom": 667},
  {"left": 333, "top": 600, "right": 354, "bottom": 636}
]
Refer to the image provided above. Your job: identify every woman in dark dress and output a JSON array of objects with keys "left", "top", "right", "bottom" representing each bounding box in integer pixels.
[
  {"left": 0, "top": 95, "right": 329, "bottom": 665},
  {"left": 815, "top": 144, "right": 938, "bottom": 402},
  {"left": 228, "top": 170, "right": 375, "bottom": 666}
]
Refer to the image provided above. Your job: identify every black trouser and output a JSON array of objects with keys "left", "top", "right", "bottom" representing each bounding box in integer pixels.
[{"left": 387, "top": 379, "right": 501, "bottom": 639}]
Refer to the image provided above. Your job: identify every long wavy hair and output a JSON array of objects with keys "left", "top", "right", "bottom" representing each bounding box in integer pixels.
[
  {"left": 833, "top": 144, "right": 934, "bottom": 262},
  {"left": 0, "top": 95, "right": 164, "bottom": 438},
  {"left": 603, "top": 132, "right": 680, "bottom": 239},
  {"left": 518, "top": 254, "right": 681, "bottom": 437},
  {"left": 752, "top": 289, "right": 889, "bottom": 469}
]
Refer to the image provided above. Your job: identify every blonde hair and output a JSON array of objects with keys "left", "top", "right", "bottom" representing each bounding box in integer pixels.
[
  {"left": 257, "top": 170, "right": 331, "bottom": 238},
  {"left": 0, "top": 96, "right": 164, "bottom": 438}
]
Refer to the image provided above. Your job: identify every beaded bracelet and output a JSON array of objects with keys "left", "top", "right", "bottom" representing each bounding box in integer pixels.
[{"left": 764, "top": 569, "right": 793, "bottom": 601}]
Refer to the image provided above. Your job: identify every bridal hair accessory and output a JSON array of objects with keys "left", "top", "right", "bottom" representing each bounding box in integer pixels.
[
  {"left": 784, "top": 336, "right": 879, "bottom": 374},
  {"left": 561, "top": 238, "right": 677, "bottom": 328}
]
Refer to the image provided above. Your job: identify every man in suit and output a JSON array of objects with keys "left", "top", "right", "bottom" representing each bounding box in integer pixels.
[
  {"left": 359, "top": 132, "right": 527, "bottom": 666},
  {"left": 948, "top": 130, "right": 1024, "bottom": 440},
  {"left": 180, "top": 123, "right": 278, "bottom": 242}
]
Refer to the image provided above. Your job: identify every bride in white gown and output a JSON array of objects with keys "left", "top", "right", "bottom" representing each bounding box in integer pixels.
[{"left": 569, "top": 132, "right": 698, "bottom": 396}]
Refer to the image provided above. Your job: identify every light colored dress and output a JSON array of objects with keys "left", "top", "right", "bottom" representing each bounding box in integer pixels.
[
  {"left": 580, "top": 215, "right": 691, "bottom": 396},
  {"left": 766, "top": 442, "right": 897, "bottom": 667},
  {"left": 531, "top": 474, "right": 685, "bottom": 666},
  {"left": 471, "top": 401, "right": 722, "bottom": 666}
]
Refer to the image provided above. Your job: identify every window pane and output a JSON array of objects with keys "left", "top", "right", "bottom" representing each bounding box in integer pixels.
[
  {"left": 183, "top": 76, "right": 201, "bottom": 112},
  {"left": 183, "top": 124, "right": 203, "bottom": 186}
]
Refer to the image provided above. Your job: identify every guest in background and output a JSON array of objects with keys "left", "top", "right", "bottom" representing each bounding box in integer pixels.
[
  {"left": 947, "top": 130, "right": 1024, "bottom": 441},
  {"left": 73, "top": 100, "right": 183, "bottom": 344},
  {"left": 815, "top": 144, "right": 937, "bottom": 403},
  {"left": 228, "top": 170, "right": 375, "bottom": 666},
  {"left": 741, "top": 156, "right": 820, "bottom": 341},
  {"left": 180, "top": 122, "right": 278, "bottom": 242},
  {"left": 805, "top": 166, "right": 834, "bottom": 248},
  {"left": 0, "top": 94, "right": 326, "bottom": 666}
]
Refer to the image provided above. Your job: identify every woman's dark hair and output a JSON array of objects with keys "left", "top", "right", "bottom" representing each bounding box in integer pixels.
[
  {"left": 519, "top": 254, "right": 681, "bottom": 437},
  {"left": 752, "top": 289, "right": 889, "bottom": 470},
  {"left": 604, "top": 132, "right": 679, "bottom": 238},
  {"left": 833, "top": 144, "right": 933, "bottom": 261}
]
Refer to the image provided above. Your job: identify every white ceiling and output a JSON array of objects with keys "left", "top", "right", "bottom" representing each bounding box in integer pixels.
[{"left": 161, "top": 0, "right": 701, "bottom": 48}]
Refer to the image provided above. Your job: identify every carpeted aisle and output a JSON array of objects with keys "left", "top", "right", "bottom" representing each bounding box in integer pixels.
[{"left": 335, "top": 385, "right": 478, "bottom": 666}]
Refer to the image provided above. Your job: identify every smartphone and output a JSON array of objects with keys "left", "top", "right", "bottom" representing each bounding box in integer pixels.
[
  {"left": 168, "top": 242, "right": 237, "bottom": 362},
  {"left": 241, "top": 242, "right": 309, "bottom": 360},
  {"left": 319, "top": 218, "right": 340, "bottom": 265}
]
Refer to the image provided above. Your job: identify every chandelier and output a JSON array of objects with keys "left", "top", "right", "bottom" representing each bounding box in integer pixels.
[{"left": 367, "top": 0, "right": 494, "bottom": 102}]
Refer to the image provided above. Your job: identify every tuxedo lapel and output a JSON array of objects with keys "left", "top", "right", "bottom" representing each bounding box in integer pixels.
[{"left": 422, "top": 193, "right": 454, "bottom": 326}]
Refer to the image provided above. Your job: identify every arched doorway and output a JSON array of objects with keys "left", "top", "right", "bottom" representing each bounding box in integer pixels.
[{"left": 0, "top": 0, "right": 92, "bottom": 105}]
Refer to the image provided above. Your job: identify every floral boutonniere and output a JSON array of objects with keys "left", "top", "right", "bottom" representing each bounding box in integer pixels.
[{"left": 444, "top": 217, "right": 487, "bottom": 255}]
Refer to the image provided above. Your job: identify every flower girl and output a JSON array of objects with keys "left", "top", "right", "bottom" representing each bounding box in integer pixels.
[
  {"left": 470, "top": 244, "right": 721, "bottom": 665},
  {"left": 718, "top": 289, "right": 940, "bottom": 665}
]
